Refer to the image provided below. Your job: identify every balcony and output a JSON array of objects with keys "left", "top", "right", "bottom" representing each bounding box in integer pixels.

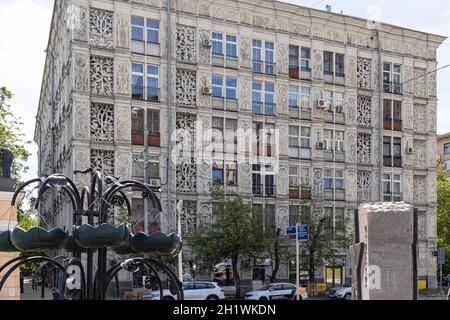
[
  {"left": 131, "top": 131, "right": 160, "bottom": 147},
  {"left": 131, "top": 39, "right": 160, "bottom": 57},
  {"left": 132, "top": 85, "right": 160, "bottom": 102},
  {"left": 383, "top": 119, "right": 402, "bottom": 131},
  {"left": 212, "top": 97, "right": 239, "bottom": 112},
  {"left": 253, "top": 60, "right": 277, "bottom": 75},
  {"left": 253, "top": 101, "right": 276, "bottom": 117},
  {"left": 253, "top": 184, "right": 276, "bottom": 198},
  {"left": 289, "top": 146, "right": 312, "bottom": 160},
  {"left": 383, "top": 82, "right": 402, "bottom": 95}
]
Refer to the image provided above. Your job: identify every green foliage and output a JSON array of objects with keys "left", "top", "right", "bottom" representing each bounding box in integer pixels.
[
  {"left": 0, "top": 87, "right": 31, "bottom": 179},
  {"left": 437, "top": 162, "right": 450, "bottom": 275}
]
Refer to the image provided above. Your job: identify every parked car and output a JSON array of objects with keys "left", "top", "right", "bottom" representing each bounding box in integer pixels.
[
  {"left": 328, "top": 282, "right": 352, "bottom": 300},
  {"left": 244, "top": 283, "right": 308, "bottom": 301},
  {"left": 151, "top": 281, "right": 225, "bottom": 300}
]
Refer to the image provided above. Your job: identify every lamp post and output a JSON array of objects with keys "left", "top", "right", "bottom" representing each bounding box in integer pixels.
[{"left": 176, "top": 200, "right": 184, "bottom": 281}]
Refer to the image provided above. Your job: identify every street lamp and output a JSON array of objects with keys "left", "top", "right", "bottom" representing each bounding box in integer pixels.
[{"left": 176, "top": 200, "right": 184, "bottom": 281}]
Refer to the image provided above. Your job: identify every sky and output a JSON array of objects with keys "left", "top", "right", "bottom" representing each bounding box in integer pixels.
[{"left": 0, "top": 0, "right": 449, "bottom": 184}]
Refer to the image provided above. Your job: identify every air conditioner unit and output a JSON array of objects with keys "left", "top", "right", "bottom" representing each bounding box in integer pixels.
[
  {"left": 317, "top": 99, "right": 326, "bottom": 110},
  {"left": 406, "top": 147, "right": 414, "bottom": 154},
  {"left": 202, "top": 38, "right": 212, "bottom": 47},
  {"left": 149, "top": 179, "right": 161, "bottom": 188},
  {"left": 316, "top": 141, "right": 326, "bottom": 150},
  {"left": 202, "top": 86, "right": 212, "bottom": 95}
]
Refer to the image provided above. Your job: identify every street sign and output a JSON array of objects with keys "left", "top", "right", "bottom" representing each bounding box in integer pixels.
[
  {"left": 287, "top": 226, "right": 297, "bottom": 235},
  {"left": 287, "top": 225, "right": 309, "bottom": 241},
  {"left": 438, "top": 247, "right": 445, "bottom": 265}
]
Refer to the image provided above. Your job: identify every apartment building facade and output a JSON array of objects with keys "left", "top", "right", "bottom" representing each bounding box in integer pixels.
[
  {"left": 35, "top": 0, "right": 445, "bottom": 289},
  {"left": 437, "top": 133, "right": 450, "bottom": 178}
]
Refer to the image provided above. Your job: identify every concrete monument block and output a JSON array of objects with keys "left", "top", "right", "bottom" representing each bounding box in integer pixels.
[{"left": 351, "top": 202, "right": 417, "bottom": 300}]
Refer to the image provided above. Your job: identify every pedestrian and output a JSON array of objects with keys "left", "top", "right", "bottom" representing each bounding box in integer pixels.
[
  {"left": 32, "top": 273, "right": 37, "bottom": 291},
  {"left": 20, "top": 272, "right": 24, "bottom": 294}
]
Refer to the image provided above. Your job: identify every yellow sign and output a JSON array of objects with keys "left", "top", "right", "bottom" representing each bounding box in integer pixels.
[
  {"left": 418, "top": 280, "right": 427, "bottom": 289},
  {"left": 316, "top": 283, "right": 327, "bottom": 293}
]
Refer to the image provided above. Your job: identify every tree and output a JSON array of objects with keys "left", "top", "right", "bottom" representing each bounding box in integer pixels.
[
  {"left": 0, "top": 87, "right": 31, "bottom": 179},
  {"left": 188, "top": 185, "right": 272, "bottom": 298},
  {"left": 297, "top": 200, "right": 352, "bottom": 284},
  {"left": 437, "top": 162, "right": 450, "bottom": 276}
]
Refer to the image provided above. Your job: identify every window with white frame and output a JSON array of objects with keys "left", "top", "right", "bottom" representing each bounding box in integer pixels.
[
  {"left": 301, "top": 87, "right": 311, "bottom": 108},
  {"left": 324, "top": 51, "right": 345, "bottom": 77},
  {"left": 289, "top": 166, "right": 299, "bottom": 188},
  {"left": 301, "top": 47, "right": 311, "bottom": 71},
  {"left": 131, "top": 16, "right": 160, "bottom": 55},
  {"left": 226, "top": 35, "right": 237, "bottom": 58},
  {"left": 324, "top": 169, "right": 344, "bottom": 191},
  {"left": 289, "top": 126, "right": 311, "bottom": 159},
  {"left": 253, "top": 81, "right": 275, "bottom": 116},
  {"left": 253, "top": 40, "right": 275, "bottom": 74},
  {"left": 383, "top": 63, "right": 402, "bottom": 94},
  {"left": 383, "top": 173, "right": 401, "bottom": 201},
  {"left": 212, "top": 33, "right": 223, "bottom": 56},
  {"left": 132, "top": 63, "right": 159, "bottom": 101},
  {"left": 323, "top": 130, "right": 344, "bottom": 152},
  {"left": 301, "top": 167, "right": 310, "bottom": 188},
  {"left": 289, "top": 86, "right": 311, "bottom": 109}
]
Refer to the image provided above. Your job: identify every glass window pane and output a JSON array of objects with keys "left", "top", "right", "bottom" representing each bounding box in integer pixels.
[
  {"left": 147, "top": 20, "right": 159, "bottom": 29},
  {"left": 132, "top": 16, "right": 145, "bottom": 26},
  {"left": 132, "top": 63, "right": 144, "bottom": 73},
  {"left": 147, "top": 66, "right": 158, "bottom": 75}
]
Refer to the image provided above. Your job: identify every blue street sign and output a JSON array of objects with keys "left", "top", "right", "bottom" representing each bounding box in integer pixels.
[{"left": 287, "top": 225, "right": 309, "bottom": 241}]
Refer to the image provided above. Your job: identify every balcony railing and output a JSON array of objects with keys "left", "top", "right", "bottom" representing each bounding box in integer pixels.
[
  {"left": 253, "top": 102, "right": 276, "bottom": 116},
  {"left": 131, "top": 131, "right": 161, "bottom": 147},
  {"left": 253, "top": 60, "right": 277, "bottom": 75},
  {"left": 212, "top": 97, "right": 239, "bottom": 111},
  {"left": 253, "top": 184, "right": 276, "bottom": 198},
  {"left": 132, "top": 85, "right": 160, "bottom": 102},
  {"left": 383, "top": 82, "right": 402, "bottom": 95},
  {"left": 131, "top": 39, "right": 161, "bottom": 57}
]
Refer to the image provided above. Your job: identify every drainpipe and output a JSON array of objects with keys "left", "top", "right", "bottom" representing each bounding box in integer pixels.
[
  {"left": 166, "top": 0, "right": 173, "bottom": 231},
  {"left": 375, "top": 30, "right": 384, "bottom": 201}
]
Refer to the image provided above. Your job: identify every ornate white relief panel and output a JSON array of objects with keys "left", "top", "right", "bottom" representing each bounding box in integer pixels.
[
  {"left": 345, "top": 93, "right": 357, "bottom": 125},
  {"left": 413, "top": 140, "right": 427, "bottom": 169},
  {"left": 372, "top": 57, "right": 381, "bottom": 90},
  {"left": 277, "top": 43, "right": 288, "bottom": 75},
  {"left": 403, "top": 66, "right": 414, "bottom": 94},
  {"left": 197, "top": 162, "right": 211, "bottom": 194},
  {"left": 346, "top": 170, "right": 357, "bottom": 202},
  {"left": 428, "top": 173, "right": 437, "bottom": 203},
  {"left": 238, "top": 164, "right": 252, "bottom": 195},
  {"left": 198, "top": 1, "right": 211, "bottom": 16},
  {"left": 428, "top": 138, "right": 437, "bottom": 168},
  {"left": 91, "top": 103, "right": 114, "bottom": 143},
  {"left": 403, "top": 98, "right": 414, "bottom": 131},
  {"left": 90, "top": 56, "right": 114, "bottom": 96},
  {"left": 91, "top": 149, "right": 115, "bottom": 176},
  {"left": 74, "top": 53, "right": 89, "bottom": 92},
  {"left": 115, "top": 12, "right": 130, "bottom": 48},
  {"left": 413, "top": 104, "right": 427, "bottom": 134},
  {"left": 414, "top": 68, "right": 427, "bottom": 97},
  {"left": 176, "top": 112, "right": 197, "bottom": 156},
  {"left": 180, "top": 200, "right": 197, "bottom": 237},
  {"left": 403, "top": 173, "right": 413, "bottom": 203},
  {"left": 312, "top": 49, "right": 323, "bottom": 80},
  {"left": 357, "top": 57, "right": 371, "bottom": 90},
  {"left": 357, "top": 133, "right": 371, "bottom": 165},
  {"left": 413, "top": 176, "right": 427, "bottom": 204},
  {"left": 115, "top": 58, "right": 130, "bottom": 95},
  {"left": 239, "top": 37, "right": 252, "bottom": 69},
  {"left": 277, "top": 84, "right": 288, "bottom": 116},
  {"left": 239, "top": 77, "right": 252, "bottom": 111},
  {"left": 357, "top": 96, "right": 372, "bottom": 127},
  {"left": 177, "top": 0, "right": 197, "bottom": 14},
  {"left": 346, "top": 132, "right": 357, "bottom": 164},
  {"left": 428, "top": 103, "right": 437, "bottom": 133},
  {"left": 116, "top": 104, "right": 131, "bottom": 143},
  {"left": 345, "top": 55, "right": 357, "bottom": 87},
  {"left": 89, "top": 9, "right": 113, "bottom": 49},
  {"left": 116, "top": 152, "right": 131, "bottom": 180},
  {"left": 198, "top": 29, "right": 211, "bottom": 64},
  {"left": 253, "top": 14, "right": 276, "bottom": 29},
  {"left": 312, "top": 168, "right": 323, "bottom": 197},
  {"left": 428, "top": 71, "right": 437, "bottom": 97},
  {"left": 176, "top": 69, "right": 197, "bottom": 107},
  {"left": 176, "top": 25, "right": 196, "bottom": 64},
  {"left": 277, "top": 167, "right": 288, "bottom": 196},
  {"left": 161, "top": 200, "right": 176, "bottom": 233},
  {"left": 198, "top": 71, "right": 211, "bottom": 108},
  {"left": 74, "top": 148, "right": 91, "bottom": 186},
  {"left": 71, "top": 5, "right": 88, "bottom": 41},
  {"left": 198, "top": 202, "right": 212, "bottom": 226},
  {"left": 74, "top": 102, "right": 90, "bottom": 140},
  {"left": 357, "top": 171, "right": 371, "bottom": 203},
  {"left": 176, "top": 161, "right": 197, "bottom": 193},
  {"left": 276, "top": 205, "right": 289, "bottom": 235}
]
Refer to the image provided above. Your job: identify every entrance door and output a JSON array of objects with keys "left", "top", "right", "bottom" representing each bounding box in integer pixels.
[{"left": 326, "top": 267, "right": 343, "bottom": 288}]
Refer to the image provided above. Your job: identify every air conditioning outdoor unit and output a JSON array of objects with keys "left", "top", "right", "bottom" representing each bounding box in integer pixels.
[
  {"left": 317, "top": 99, "right": 326, "bottom": 110},
  {"left": 406, "top": 147, "right": 414, "bottom": 154},
  {"left": 316, "top": 141, "right": 326, "bottom": 150},
  {"left": 202, "top": 86, "right": 212, "bottom": 95},
  {"left": 149, "top": 179, "right": 161, "bottom": 188}
]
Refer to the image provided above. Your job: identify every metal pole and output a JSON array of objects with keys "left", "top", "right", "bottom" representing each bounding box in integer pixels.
[
  {"left": 144, "top": 107, "right": 149, "bottom": 233},
  {"left": 166, "top": 0, "right": 173, "bottom": 234},
  {"left": 177, "top": 200, "right": 183, "bottom": 281},
  {"left": 375, "top": 29, "right": 384, "bottom": 201},
  {"left": 440, "top": 261, "right": 443, "bottom": 298},
  {"left": 296, "top": 221, "right": 300, "bottom": 300}
]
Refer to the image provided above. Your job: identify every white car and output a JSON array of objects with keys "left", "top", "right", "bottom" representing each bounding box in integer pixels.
[
  {"left": 245, "top": 283, "right": 309, "bottom": 301},
  {"left": 151, "top": 281, "right": 225, "bottom": 300},
  {"left": 327, "top": 282, "right": 352, "bottom": 300}
]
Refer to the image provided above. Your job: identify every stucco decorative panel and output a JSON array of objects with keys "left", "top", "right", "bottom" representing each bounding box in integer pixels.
[
  {"left": 414, "top": 68, "right": 427, "bottom": 97},
  {"left": 74, "top": 53, "right": 89, "bottom": 92},
  {"left": 239, "top": 37, "right": 252, "bottom": 69},
  {"left": 74, "top": 102, "right": 90, "bottom": 140},
  {"left": 428, "top": 173, "right": 437, "bottom": 203},
  {"left": 403, "top": 66, "right": 414, "bottom": 94},
  {"left": 198, "top": 71, "right": 211, "bottom": 108},
  {"left": 72, "top": 5, "right": 88, "bottom": 41},
  {"left": 345, "top": 55, "right": 357, "bottom": 87},
  {"left": 345, "top": 93, "right": 357, "bottom": 125},
  {"left": 403, "top": 173, "right": 413, "bottom": 203},
  {"left": 357, "top": 96, "right": 372, "bottom": 127},
  {"left": 346, "top": 170, "right": 357, "bottom": 202},
  {"left": 198, "top": 202, "right": 212, "bottom": 226},
  {"left": 346, "top": 132, "right": 357, "bottom": 164},
  {"left": 116, "top": 152, "right": 131, "bottom": 180},
  {"left": 176, "top": 69, "right": 197, "bottom": 107},
  {"left": 312, "top": 168, "right": 323, "bottom": 197},
  {"left": 89, "top": 9, "right": 113, "bottom": 49},
  {"left": 90, "top": 56, "right": 114, "bottom": 96},
  {"left": 428, "top": 139, "right": 437, "bottom": 167},
  {"left": 429, "top": 104, "right": 437, "bottom": 133},
  {"left": 253, "top": 14, "right": 276, "bottom": 29},
  {"left": 74, "top": 148, "right": 91, "bottom": 186},
  {"left": 91, "top": 103, "right": 114, "bottom": 143},
  {"left": 276, "top": 206, "right": 289, "bottom": 235},
  {"left": 176, "top": 25, "right": 196, "bottom": 64},
  {"left": 238, "top": 164, "right": 252, "bottom": 195},
  {"left": 357, "top": 133, "right": 371, "bottom": 165},
  {"left": 357, "top": 57, "right": 371, "bottom": 89},
  {"left": 277, "top": 43, "right": 288, "bottom": 74},
  {"left": 312, "top": 49, "right": 323, "bottom": 80},
  {"left": 357, "top": 171, "right": 371, "bottom": 203},
  {"left": 176, "top": 160, "right": 197, "bottom": 193},
  {"left": 115, "top": 12, "right": 130, "bottom": 48},
  {"left": 277, "top": 167, "right": 288, "bottom": 196},
  {"left": 198, "top": 29, "right": 211, "bottom": 64},
  {"left": 413, "top": 176, "right": 427, "bottom": 205},
  {"left": 414, "top": 104, "right": 427, "bottom": 134},
  {"left": 197, "top": 162, "right": 211, "bottom": 194},
  {"left": 177, "top": 0, "right": 197, "bottom": 14},
  {"left": 403, "top": 98, "right": 414, "bottom": 130},
  {"left": 277, "top": 84, "right": 288, "bottom": 116},
  {"left": 116, "top": 105, "right": 131, "bottom": 143},
  {"left": 180, "top": 200, "right": 197, "bottom": 237},
  {"left": 239, "top": 77, "right": 251, "bottom": 111},
  {"left": 176, "top": 112, "right": 197, "bottom": 158},
  {"left": 428, "top": 71, "right": 437, "bottom": 97},
  {"left": 91, "top": 149, "right": 114, "bottom": 176},
  {"left": 115, "top": 59, "right": 130, "bottom": 95}
]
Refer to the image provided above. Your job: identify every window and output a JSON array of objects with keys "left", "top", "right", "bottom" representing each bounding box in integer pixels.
[
  {"left": 252, "top": 165, "right": 275, "bottom": 197},
  {"left": 301, "top": 48, "right": 311, "bottom": 71},
  {"left": 383, "top": 100, "right": 402, "bottom": 131},
  {"left": 444, "top": 160, "right": 450, "bottom": 170},
  {"left": 253, "top": 40, "right": 275, "bottom": 74},
  {"left": 226, "top": 35, "right": 237, "bottom": 58},
  {"left": 383, "top": 63, "right": 402, "bottom": 94},
  {"left": 212, "top": 33, "right": 223, "bottom": 56},
  {"left": 252, "top": 81, "right": 276, "bottom": 116},
  {"left": 289, "top": 167, "right": 299, "bottom": 188},
  {"left": 301, "top": 87, "right": 311, "bottom": 108},
  {"left": 132, "top": 154, "right": 160, "bottom": 182},
  {"left": 289, "top": 86, "right": 298, "bottom": 108},
  {"left": 226, "top": 161, "right": 238, "bottom": 186},
  {"left": 226, "top": 77, "right": 237, "bottom": 100},
  {"left": 324, "top": 51, "right": 345, "bottom": 82},
  {"left": 289, "top": 46, "right": 310, "bottom": 79},
  {"left": 212, "top": 161, "right": 224, "bottom": 184},
  {"left": 131, "top": 17, "right": 160, "bottom": 55},
  {"left": 289, "top": 46, "right": 299, "bottom": 73},
  {"left": 289, "top": 126, "right": 311, "bottom": 159},
  {"left": 335, "top": 208, "right": 345, "bottom": 231},
  {"left": 212, "top": 75, "right": 223, "bottom": 98},
  {"left": 131, "top": 109, "right": 160, "bottom": 146},
  {"left": 335, "top": 54, "right": 345, "bottom": 77},
  {"left": 445, "top": 143, "right": 450, "bottom": 155},
  {"left": 289, "top": 205, "right": 299, "bottom": 226},
  {"left": 324, "top": 169, "right": 333, "bottom": 190},
  {"left": 335, "top": 170, "right": 344, "bottom": 190},
  {"left": 132, "top": 63, "right": 159, "bottom": 101},
  {"left": 383, "top": 173, "right": 401, "bottom": 201},
  {"left": 383, "top": 136, "right": 402, "bottom": 167},
  {"left": 324, "top": 51, "right": 333, "bottom": 75},
  {"left": 323, "top": 90, "right": 345, "bottom": 123},
  {"left": 324, "top": 169, "right": 345, "bottom": 200},
  {"left": 289, "top": 86, "right": 311, "bottom": 111}
]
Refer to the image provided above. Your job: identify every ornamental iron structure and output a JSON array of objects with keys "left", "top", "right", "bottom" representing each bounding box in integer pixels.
[{"left": 0, "top": 170, "right": 183, "bottom": 300}]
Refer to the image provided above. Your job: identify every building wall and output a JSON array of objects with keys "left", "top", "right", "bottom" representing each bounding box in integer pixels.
[
  {"left": 35, "top": 0, "right": 445, "bottom": 288},
  {"left": 437, "top": 134, "right": 450, "bottom": 177}
]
